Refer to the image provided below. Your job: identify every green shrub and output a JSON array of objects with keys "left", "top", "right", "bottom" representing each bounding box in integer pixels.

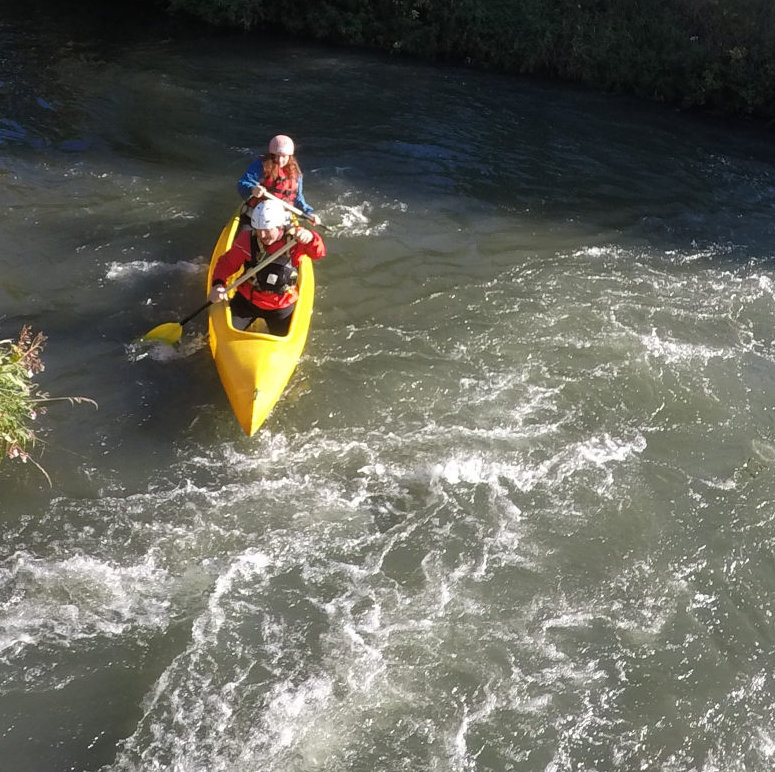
[{"left": 0, "top": 327, "right": 96, "bottom": 485}]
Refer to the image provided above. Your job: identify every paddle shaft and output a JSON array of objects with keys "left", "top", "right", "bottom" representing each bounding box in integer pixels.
[
  {"left": 260, "top": 188, "right": 330, "bottom": 231},
  {"left": 178, "top": 237, "right": 298, "bottom": 327}
]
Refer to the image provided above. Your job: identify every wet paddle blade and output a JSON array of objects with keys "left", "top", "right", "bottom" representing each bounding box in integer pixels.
[{"left": 137, "top": 322, "right": 183, "bottom": 345}]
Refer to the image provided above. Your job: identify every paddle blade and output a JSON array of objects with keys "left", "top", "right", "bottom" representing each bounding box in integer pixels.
[{"left": 137, "top": 322, "right": 183, "bottom": 345}]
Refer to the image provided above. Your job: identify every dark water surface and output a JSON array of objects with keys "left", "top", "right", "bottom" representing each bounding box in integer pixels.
[{"left": 3, "top": 5, "right": 775, "bottom": 771}]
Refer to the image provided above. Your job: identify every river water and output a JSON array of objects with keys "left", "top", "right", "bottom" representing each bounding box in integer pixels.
[{"left": 3, "top": 5, "right": 775, "bottom": 772}]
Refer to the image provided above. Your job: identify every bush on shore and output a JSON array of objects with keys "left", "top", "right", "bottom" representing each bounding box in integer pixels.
[
  {"left": 0, "top": 327, "right": 96, "bottom": 485},
  {"left": 164, "top": 0, "right": 775, "bottom": 120}
]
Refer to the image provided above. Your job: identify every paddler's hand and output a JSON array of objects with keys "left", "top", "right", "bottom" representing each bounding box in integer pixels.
[
  {"left": 288, "top": 226, "right": 313, "bottom": 245},
  {"left": 308, "top": 213, "right": 321, "bottom": 226},
  {"left": 209, "top": 284, "right": 228, "bottom": 304},
  {"left": 251, "top": 185, "right": 267, "bottom": 199}
]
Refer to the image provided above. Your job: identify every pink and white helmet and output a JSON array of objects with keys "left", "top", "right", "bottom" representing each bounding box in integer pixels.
[{"left": 268, "top": 134, "right": 295, "bottom": 156}]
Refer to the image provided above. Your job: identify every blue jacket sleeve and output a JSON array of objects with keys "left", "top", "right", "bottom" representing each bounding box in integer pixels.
[
  {"left": 237, "top": 158, "right": 264, "bottom": 200},
  {"left": 294, "top": 174, "right": 314, "bottom": 216}
]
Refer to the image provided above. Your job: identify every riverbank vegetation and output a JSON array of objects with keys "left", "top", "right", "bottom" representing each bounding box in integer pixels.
[
  {"left": 0, "top": 327, "right": 96, "bottom": 485},
  {"left": 164, "top": 0, "right": 775, "bottom": 121}
]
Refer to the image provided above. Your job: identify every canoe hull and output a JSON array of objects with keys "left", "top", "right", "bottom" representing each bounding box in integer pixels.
[{"left": 206, "top": 215, "right": 314, "bottom": 435}]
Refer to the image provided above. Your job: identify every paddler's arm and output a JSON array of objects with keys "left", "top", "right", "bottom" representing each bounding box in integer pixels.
[
  {"left": 294, "top": 175, "right": 321, "bottom": 225},
  {"left": 287, "top": 226, "right": 326, "bottom": 264},
  {"left": 237, "top": 158, "right": 265, "bottom": 200},
  {"left": 208, "top": 239, "right": 249, "bottom": 303}
]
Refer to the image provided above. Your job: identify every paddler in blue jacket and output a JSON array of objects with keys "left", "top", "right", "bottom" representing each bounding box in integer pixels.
[{"left": 237, "top": 134, "right": 321, "bottom": 227}]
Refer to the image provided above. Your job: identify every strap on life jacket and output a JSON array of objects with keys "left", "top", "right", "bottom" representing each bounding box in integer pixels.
[
  {"left": 265, "top": 173, "right": 298, "bottom": 202},
  {"left": 247, "top": 233, "right": 298, "bottom": 295}
]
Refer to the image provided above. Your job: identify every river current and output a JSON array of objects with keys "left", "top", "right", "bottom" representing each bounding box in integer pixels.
[{"left": 3, "top": 5, "right": 775, "bottom": 772}]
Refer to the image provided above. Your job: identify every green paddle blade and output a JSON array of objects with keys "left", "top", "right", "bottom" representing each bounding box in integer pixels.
[{"left": 137, "top": 322, "right": 183, "bottom": 345}]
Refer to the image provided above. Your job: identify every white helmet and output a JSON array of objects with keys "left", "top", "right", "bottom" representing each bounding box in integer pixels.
[{"left": 251, "top": 198, "right": 288, "bottom": 230}]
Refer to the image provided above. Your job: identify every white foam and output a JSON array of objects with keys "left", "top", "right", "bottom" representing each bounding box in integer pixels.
[
  {"left": 323, "top": 198, "right": 391, "bottom": 236},
  {"left": 0, "top": 551, "right": 172, "bottom": 659},
  {"left": 106, "top": 259, "right": 204, "bottom": 280},
  {"left": 640, "top": 328, "right": 732, "bottom": 365}
]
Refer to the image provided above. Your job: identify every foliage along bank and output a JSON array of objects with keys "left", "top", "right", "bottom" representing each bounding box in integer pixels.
[
  {"left": 0, "top": 328, "right": 96, "bottom": 485},
  {"left": 163, "top": 0, "right": 775, "bottom": 121}
]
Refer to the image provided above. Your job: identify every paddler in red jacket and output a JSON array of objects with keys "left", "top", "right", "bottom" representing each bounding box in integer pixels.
[{"left": 208, "top": 198, "right": 326, "bottom": 335}]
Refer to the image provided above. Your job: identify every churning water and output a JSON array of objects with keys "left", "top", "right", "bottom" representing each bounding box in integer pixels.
[{"left": 3, "top": 5, "right": 775, "bottom": 771}]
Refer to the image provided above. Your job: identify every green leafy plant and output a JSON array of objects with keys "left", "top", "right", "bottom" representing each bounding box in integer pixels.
[{"left": 0, "top": 326, "right": 97, "bottom": 485}]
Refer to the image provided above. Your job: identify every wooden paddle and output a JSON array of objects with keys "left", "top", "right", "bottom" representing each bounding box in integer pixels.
[{"left": 137, "top": 238, "right": 298, "bottom": 345}]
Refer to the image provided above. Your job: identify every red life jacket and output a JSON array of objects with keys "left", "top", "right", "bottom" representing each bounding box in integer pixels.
[
  {"left": 264, "top": 166, "right": 299, "bottom": 202},
  {"left": 247, "top": 160, "right": 299, "bottom": 207}
]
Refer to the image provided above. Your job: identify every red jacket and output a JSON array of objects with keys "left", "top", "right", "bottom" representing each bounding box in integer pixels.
[{"left": 212, "top": 229, "right": 326, "bottom": 311}]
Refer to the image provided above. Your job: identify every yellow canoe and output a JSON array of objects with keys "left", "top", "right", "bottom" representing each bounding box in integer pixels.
[{"left": 206, "top": 214, "right": 315, "bottom": 436}]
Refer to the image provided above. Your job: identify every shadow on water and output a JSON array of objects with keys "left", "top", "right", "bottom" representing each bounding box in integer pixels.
[{"left": 0, "top": 0, "right": 217, "bottom": 157}]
